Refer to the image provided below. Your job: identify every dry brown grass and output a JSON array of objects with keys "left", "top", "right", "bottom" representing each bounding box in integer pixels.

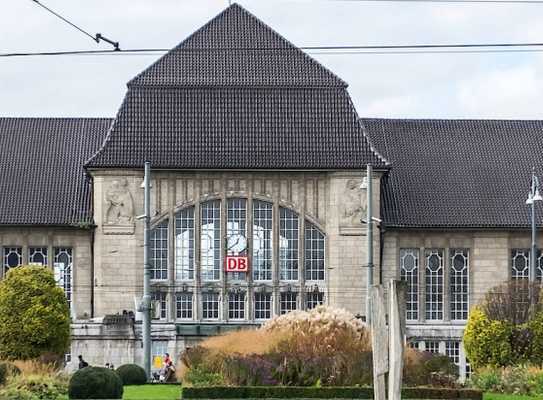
[
  {"left": 200, "top": 328, "right": 283, "bottom": 356},
  {"left": 11, "top": 359, "right": 60, "bottom": 375}
]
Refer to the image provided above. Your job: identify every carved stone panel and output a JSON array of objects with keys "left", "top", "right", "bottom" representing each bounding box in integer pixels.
[
  {"left": 339, "top": 179, "right": 367, "bottom": 235},
  {"left": 103, "top": 178, "right": 135, "bottom": 235}
]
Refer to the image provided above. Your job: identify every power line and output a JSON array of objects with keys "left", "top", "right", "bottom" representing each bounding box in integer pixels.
[
  {"left": 30, "top": 0, "right": 120, "bottom": 50},
  {"left": 3, "top": 42, "right": 543, "bottom": 58}
]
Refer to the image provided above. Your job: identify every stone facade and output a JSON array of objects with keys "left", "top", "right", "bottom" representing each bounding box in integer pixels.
[{"left": 0, "top": 226, "right": 93, "bottom": 319}]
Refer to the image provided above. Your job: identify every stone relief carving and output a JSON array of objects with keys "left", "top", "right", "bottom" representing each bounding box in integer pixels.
[
  {"left": 105, "top": 179, "right": 134, "bottom": 227},
  {"left": 341, "top": 179, "right": 367, "bottom": 227}
]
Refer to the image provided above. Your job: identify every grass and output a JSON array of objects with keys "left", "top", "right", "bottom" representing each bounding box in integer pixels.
[
  {"left": 483, "top": 394, "right": 539, "bottom": 400},
  {"left": 123, "top": 384, "right": 181, "bottom": 400}
]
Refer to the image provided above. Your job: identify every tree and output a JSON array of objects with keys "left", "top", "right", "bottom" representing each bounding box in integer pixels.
[{"left": 0, "top": 266, "right": 70, "bottom": 360}]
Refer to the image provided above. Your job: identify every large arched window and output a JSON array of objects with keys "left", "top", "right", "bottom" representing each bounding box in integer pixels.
[
  {"left": 305, "top": 222, "right": 325, "bottom": 281},
  {"left": 201, "top": 200, "right": 221, "bottom": 281},
  {"left": 175, "top": 207, "right": 195, "bottom": 281},
  {"left": 279, "top": 207, "right": 299, "bottom": 281},
  {"left": 252, "top": 200, "right": 272, "bottom": 281},
  {"left": 150, "top": 220, "right": 168, "bottom": 281}
]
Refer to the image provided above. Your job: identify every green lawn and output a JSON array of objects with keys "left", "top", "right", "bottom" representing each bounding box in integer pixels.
[
  {"left": 123, "top": 384, "right": 181, "bottom": 400},
  {"left": 483, "top": 394, "right": 539, "bottom": 400}
]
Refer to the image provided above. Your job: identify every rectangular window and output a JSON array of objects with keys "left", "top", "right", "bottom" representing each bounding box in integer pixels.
[
  {"left": 175, "top": 208, "right": 195, "bottom": 281},
  {"left": 29, "top": 247, "right": 48, "bottom": 266},
  {"left": 202, "top": 292, "right": 220, "bottom": 320},
  {"left": 304, "top": 223, "right": 325, "bottom": 281},
  {"left": 537, "top": 251, "right": 543, "bottom": 282},
  {"left": 425, "top": 249, "right": 444, "bottom": 320},
  {"left": 152, "top": 292, "right": 167, "bottom": 320},
  {"left": 254, "top": 292, "right": 272, "bottom": 320},
  {"left": 512, "top": 249, "right": 530, "bottom": 280},
  {"left": 227, "top": 199, "right": 247, "bottom": 281},
  {"left": 151, "top": 341, "right": 168, "bottom": 372},
  {"left": 54, "top": 248, "right": 73, "bottom": 306},
  {"left": 306, "top": 291, "right": 324, "bottom": 310},
  {"left": 450, "top": 249, "right": 469, "bottom": 320},
  {"left": 425, "top": 340, "right": 440, "bottom": 354},
  {"left": 280, "top": 292, "right": 298, "bottom": 315},
  {"left": 151, "top": 221, "right": 169, "bottom": 280},
  {"left": 445, "top": 341, "right": 461, "bottom": 366},
  {"left": 228, "top": 292, "right": 245, "bottom": 320},
  {"left": 175, "top": 292, "right": 193, "bottom": 320},
  {"left": 3, "top": 247, "right": 22, "bottom": 275},
  {"left": 253, "top": 201, "right": 273, "bottom": 281},
  {"left": 280, "top": 208, "right": 299, "bottom": 281},
  {"left": 400, "top": 248, "right": 419, "bottom": 321},
  {"left": 408, "top": 341, "right": 419, "bottom": 350},
  {"left": 201, "top": 201, "right": 221, "bottom": 281}
]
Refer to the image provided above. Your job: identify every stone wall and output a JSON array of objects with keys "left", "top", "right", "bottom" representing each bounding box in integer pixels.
[
  {"left": 89, "top": 169, "right": 382, "bottom": 320},
  {"left": 0, "top": 226, "right": 93, "bottom": 318}
]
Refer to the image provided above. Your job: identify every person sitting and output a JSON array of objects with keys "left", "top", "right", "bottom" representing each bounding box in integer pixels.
[{"left": 78, "top": 355, "right": 89, "bottom": 369}]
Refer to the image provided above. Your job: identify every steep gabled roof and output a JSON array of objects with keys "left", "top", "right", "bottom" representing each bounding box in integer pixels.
[
  {"left": 363, "top": 118, "right": 543, "bottom": 228},
  {"left": 0, "top": 118, "right": 111, "bottom": 226},
  {"left": 129, "top": 4, "right": 346, "bottom": 88},
  {"left": 87, "top": 4, "right": 387, "bottom": 170}
]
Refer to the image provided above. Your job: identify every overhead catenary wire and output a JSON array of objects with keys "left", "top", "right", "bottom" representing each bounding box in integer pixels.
[{"left": 3, "top": 41, "right": 543, "bottom": 58}]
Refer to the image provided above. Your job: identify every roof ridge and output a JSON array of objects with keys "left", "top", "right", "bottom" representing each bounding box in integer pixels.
[{"left": 361, "top": 117, "right": 543, "bottom": 123}]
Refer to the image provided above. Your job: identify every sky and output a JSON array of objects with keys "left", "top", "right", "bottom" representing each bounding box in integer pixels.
[{"left": 1, "top": 0, "right": 543, "bottom": 119}]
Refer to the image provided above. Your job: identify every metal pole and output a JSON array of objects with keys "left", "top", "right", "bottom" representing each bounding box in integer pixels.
[
  {"left": 531, "top": 172, "right": 537, "bottom": 283},
  {"left": 142, "top": 161, "right": 152, "bottom": 379},
  {"left": 366, "top": 164, "right": 374, "bottom": 325}
]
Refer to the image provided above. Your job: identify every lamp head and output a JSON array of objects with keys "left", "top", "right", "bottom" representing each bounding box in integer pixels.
[
  {"left": 360, "top": 176, "right": 368, "bottom": 189},
  {"left": 534, "top": 189, "right": 543, "bottom": 202},
  {"left": 527, "top": 193, "right": 534, "bottom": 205}
]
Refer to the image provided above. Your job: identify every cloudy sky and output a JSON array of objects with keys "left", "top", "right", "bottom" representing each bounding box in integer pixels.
[{"left": 1, "top": 0, "right": 543, "bottom": 119}]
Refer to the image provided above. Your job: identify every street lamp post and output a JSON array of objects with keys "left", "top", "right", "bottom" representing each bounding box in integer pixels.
[{"left": 526, "top": 167, "right": 542, "bottom": 282}]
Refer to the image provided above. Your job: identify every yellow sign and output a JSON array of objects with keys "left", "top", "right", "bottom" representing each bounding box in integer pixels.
[{"left": 153, "top": 355, "right": 162, "bottom": 369}]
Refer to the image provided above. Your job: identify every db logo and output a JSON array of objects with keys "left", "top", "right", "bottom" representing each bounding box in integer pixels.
[{"left": 225, "top": 256, "right": 249, "bottom": 272}]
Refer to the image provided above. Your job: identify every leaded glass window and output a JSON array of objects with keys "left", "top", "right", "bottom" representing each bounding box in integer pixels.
[
  {"left": 202, "top": 292, "right": 220, "bottom": 320},
  {"left": 280, "top": 208, "right": 299, "bottom": 281},
  {"left": 425, "top": 249, "right": 444, "bottom": 320},
  {"left": 512, "top": 249, "right": 530, "bottom": 280},
  {"left": 450, "top": 249, "right": 469, "bottom": 320},
  {"left": 54, "top": 247, "right": 72, "bottom": 306},
  {"left": 305, "top": 222, "right": 325, "bottom": 281},
  {"left": 400, "top": 248, "right": 419, "bottom": 321},
  {"left": 280, "top": 292, "right": 298, "bottom": 314},
  {"left": 425, "top": 340, "right": 440, "bottom": 353},
  {"left": 151, "top": 220, "right": 168, "bottom": 280},
  {"left": 152, "top": 292, "right": 167, "bottom": 320},
  {"left": 228, "top": 292, "right": 245, "bottom": 320},
  {"left": 446, "top": 341, "right": 461, "bottom": 366},
  {"left": 253, "top": 200, "right": 273, "bottom": 281},
  {"left": 201, "top": 201, "right": 221, "bottom": 281},
  {"left": 175, "top": 292, "right": 193, "bottom": 320},
  {"left": 3, "top": 247, "right": 21, "bottom": 275},
  {"left": 306, "top": 291, "right": 324, "bottom": 309},
  {"left": 29, "top": 247, "right": 48, "bottom": 266},
  {"left": 175, "top": 208, "right": 195, "bottom": 281},
  {"left": 254, "top": 292, "right": 272, "bottom": 320},
  {"left": 227, "top": 199, "right": 247, "bottom": 281}
]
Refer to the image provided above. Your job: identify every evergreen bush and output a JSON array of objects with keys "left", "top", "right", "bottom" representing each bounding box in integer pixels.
[
  {"left": 0, "top": 362, "right": 21, "bottom": 386},
  {"left": 115, "top": 363, "right": 147, "bottom": 385},
  {"left": 68, "top": 366, "right": 123, "bottom": 399}
]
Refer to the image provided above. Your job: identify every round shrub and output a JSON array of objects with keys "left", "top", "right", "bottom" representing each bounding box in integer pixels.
[
  {"left": 0, "top": 362, "right": 21, "bottom": 386},
  {"left": 116, "top": 363, "right": 147, "bottom": 385},
  {"left": 68, "top": 366, "right": 123, "bottom": 399}
]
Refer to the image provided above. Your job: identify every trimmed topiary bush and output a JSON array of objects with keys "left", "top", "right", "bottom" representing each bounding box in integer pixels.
[
  {"left": 116, "top": 363, "right": 147, "bottom": 385},
  {"left": 68, "top": 366, "right": 123, "bottom": 399},
  {"left": 0, "top": 362, "right": 21, "bottom": 386}
]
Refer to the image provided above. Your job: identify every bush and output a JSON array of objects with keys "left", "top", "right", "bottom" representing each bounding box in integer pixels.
[
  {"left": 469, "top": 365, "right": 543, "bottom": 396},
  {"left": 0, "top": 373, "right": 68, "bottom": 400},
  {"left": 183, "top": 366, "right": 225, "bottom": 387},
  {"left": 0, "top": 266, "right": 70, "bottom": 360},
  {"left": 68, "top": 366, "right": 123, "bottom": 399},
  {"left": 0, "top": 362, "right": 21, "bottom": 386},
  {"left": 182, "top": 386, "right": 483, "bottom": 399},
  {"left": 115, "top": 364, "right": 147, "bottom": 385},
  {"left": 403, "top": 349, "right": 459, "bottom": 388}
]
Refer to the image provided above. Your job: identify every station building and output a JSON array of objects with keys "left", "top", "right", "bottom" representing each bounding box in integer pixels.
[{"left": 1, "top": 4, "right": 541, "bottom": 379}]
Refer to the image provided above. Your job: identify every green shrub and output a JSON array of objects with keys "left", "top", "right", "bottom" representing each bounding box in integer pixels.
[
  {"left": 68, "top": 366, "right": 123, "bottom": 399},
  {"left": 0, "top": 373, "right": 68, "bottom": 400},
  {"left": 182, "top": 386, "right": 483, "bottom": 399},
  {"left": 469, "top": 365, "right": 543, "bottom": 396},
  {"left": 403, "top": 349, "right": 459, "bottom": 387},
  {"left": 0, "top": 362, "right": 21, "bottom": 386},
  {"left": 184, "top": 366, "right": 224, "bottom": 387},
  {"left": 463, "top": 307, "right": 514, "bottom": 368},
  {"left": 0, "top": 266, "right": 70, "bottom": 360},
  {"left": 115, "top": 364, "right": 147, "bottom": 385},
  {"left": 469, "top": 367, "right": 500, "bottom": 392}
]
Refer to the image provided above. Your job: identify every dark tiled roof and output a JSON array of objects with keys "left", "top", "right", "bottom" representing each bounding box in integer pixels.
[
  {"left": 129, "top": 4, "right": 346, "bottom": 88},
  {"left": 363, "top": 118, "right": 543, "bottom": 228},
  {"left": 87, "top": 4, "right": 387, "bottom": 169},
  {"left": 0, "top": 118, "right": 111, "bottom": 226}
]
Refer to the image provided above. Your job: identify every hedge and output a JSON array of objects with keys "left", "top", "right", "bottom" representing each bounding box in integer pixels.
[{"left": 182, "top": 386, "right": 482, "bottom": 399}]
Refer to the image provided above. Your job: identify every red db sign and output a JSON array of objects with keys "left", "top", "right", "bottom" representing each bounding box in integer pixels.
[{"left": 225, "top": 256, "right": 249, "bottom": 272}]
